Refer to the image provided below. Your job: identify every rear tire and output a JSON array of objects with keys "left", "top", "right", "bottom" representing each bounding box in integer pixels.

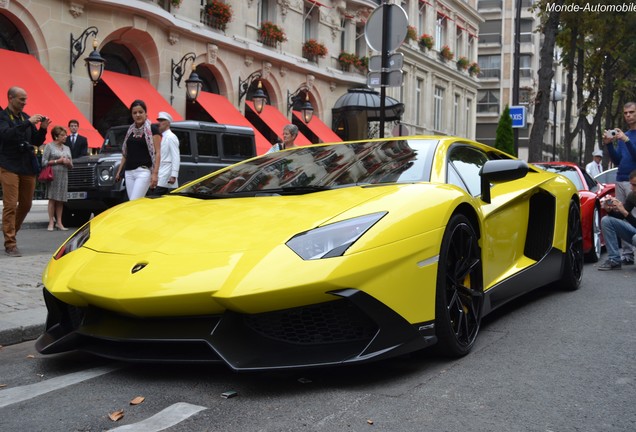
[
  {"left": 434, "top": 214, "right": 483, "bottom": 357},
  {"left": 560, "top": 201, "right": 584, "bottom": 291}
]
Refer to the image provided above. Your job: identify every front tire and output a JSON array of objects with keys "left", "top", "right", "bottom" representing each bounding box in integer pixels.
[
  {"left": 434, "top": 214, "right": 484, "bottom": 357},
  {"left": 560, "top": 201, "right": 584, "bottom": 291}
]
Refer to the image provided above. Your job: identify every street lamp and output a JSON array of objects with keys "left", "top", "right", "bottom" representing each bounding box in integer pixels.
[
  {"left": 552, "top": 85, "right": 564, "bottom": 161},
  {"left": 171, "top": 52, "right": 203, "bottom": 104},
  {"left": 238, "top": 71, "right": 267, "bottom": 114},
  {"left": 287, "top": 87, "right": 314, "bottom": 123},
  {"left": 69, "top": 26, "right": 105, "bottom": 90}
]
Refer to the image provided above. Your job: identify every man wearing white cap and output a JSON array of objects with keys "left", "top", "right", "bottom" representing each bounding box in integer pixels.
[
  {"left": 585, "top": 149, "right": 604, "bottom": 177},
  {"left": 148, "top": 111, "right": 180, "bottom": 196}
]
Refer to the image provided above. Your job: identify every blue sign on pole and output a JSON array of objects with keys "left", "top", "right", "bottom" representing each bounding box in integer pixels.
[{"left": 509, "top": 105, "right": 526, "bottom": 128}]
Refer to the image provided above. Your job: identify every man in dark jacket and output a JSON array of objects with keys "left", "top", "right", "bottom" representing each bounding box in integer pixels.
[
  {"left": 0, "top": 86, "right": 49, "bottom": 256},
  {"left": 67, "top": 119, "right": 88, "bottom": 158}
]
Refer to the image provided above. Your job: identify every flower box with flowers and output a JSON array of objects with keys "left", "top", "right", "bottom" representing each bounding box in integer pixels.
[
  {"left": 419, "top": 34, "right": 433, "bottom": 50},
  {"left": 337, "top": 52, "right": 359, "bottom": 72},
  {"left": 405, "top": 26, "right": 417, "bottom": 43},
  {"left": 258, "top": 21, "right": 287, "bottom": 47},
  {"left": 468, "top": 62, "right": 481, "bottom": 77},
  {"left": 456, "top": 56, "right": 469, "bottom": 71},
  {"left": 440, "top": 45, "right": 453, "bottom": 62},
  {"left": 302, "top": 39, "right": 328, "bottom": 62},
  {"left": 171, "top": 0, "right": 182, "bottom": 8},
  {"left": 204, "top": 0, "right": 233, "bottom": 31}
]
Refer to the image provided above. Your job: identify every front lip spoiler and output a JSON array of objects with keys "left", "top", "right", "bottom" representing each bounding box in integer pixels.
[{"left": 36, "top": 288, "right": 437, "bottom": 371}]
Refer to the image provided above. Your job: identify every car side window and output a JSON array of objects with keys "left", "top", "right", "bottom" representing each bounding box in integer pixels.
[
  {"left": 197, "top": 132, "right": 219, "bottom": 158},
  {"left": 173, "top": 130, "right": 191, "bottom": 156},
  {"left": 581, "top": 169, "right": 599, "bottom": 192},
  {"left": 222, "top": 134, "right": 255, "bottom": 160},
  {"left": 448, "top": 146, "right": 489, "bottom": 196}
]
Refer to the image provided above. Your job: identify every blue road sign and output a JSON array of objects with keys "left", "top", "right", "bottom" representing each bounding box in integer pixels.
[{"left": 509, "top": 105, "right": 526, "bottom": 128}]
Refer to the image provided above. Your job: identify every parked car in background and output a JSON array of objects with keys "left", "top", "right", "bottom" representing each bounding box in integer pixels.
[
  {"left": 594, "top": 167, "right": 617, "bottom": 186},
  {"left": 38, "top": 136, "right": 584, "bottom": 370},
  {"left": 63, "top": 121, "right": 257, "bottom": 226},
  {"left": 533, "top": 162, "right": 615, "bottom": 262}
]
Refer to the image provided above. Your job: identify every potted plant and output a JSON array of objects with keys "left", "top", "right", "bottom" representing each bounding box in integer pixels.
[
  {"left": 456, "top": 56, "right": 469, "bottom": 70},
  {"left": 338, "top": 52, "right": 358, "bottom": 71},
  {"left": 357, "top": 55, "right": 369, "bottom": 73},
  {"left": 204, "top": 0, "right": 233, "bottom": 31},
  {"left": 419, "top": 33, "right": 433, "bottom": 50},
  {"left": 440, "top": 45, "right": 453, "bottom": 61},
  {"left": 468, "top": 62, "right": 481, "bottom": 77},
  {"left": 258, "top": 21, "right": 287, "bottom": 47},
  {"left": 171, "top": 0, "right": 182, "bottom": 8},
  {"left": 405, "top": 26, "right": 417, "bottom": 43},
  {"left": 302, "top": 39, "right": 328, "bottom": 61}
]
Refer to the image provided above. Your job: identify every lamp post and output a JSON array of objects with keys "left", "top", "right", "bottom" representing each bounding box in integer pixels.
[
  {"left": 171, "top": 52, "right": 202, "bottom": 104},
  {"left": 69, "top": 26, "right": 105, "bottom": 91},
  {"left": 287, "top": 87, "right": 314, "bottom": 123},
  {"left": 552, "top": 86, "right": 564, "bottom": 161},
  {"left": 238, "top": 71, "right": 267, "bottom": 114}
]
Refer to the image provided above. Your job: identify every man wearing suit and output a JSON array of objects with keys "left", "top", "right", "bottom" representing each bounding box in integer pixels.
[{"left": 67, "top": 119, "right": 88, "bottom": 159}]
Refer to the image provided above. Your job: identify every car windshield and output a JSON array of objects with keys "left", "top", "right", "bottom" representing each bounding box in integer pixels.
[
  {"left": 536, "top": 164, "right": 583, "bottom": 190},
  {"left": 100, "top": 127, "right": 128, "bottom": 154},
  {"left": 178, "top": 138, "right": 438, "bottom": 197}
]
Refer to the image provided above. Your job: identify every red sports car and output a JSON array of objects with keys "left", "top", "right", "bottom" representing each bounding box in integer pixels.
[{"left": 533, "top": 162, "right": 615, "bottom": 262}]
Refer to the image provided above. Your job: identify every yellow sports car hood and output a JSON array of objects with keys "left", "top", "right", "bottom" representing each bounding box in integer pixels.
[{"left": 86, "top": 187, "right": 404, "bottom": 255}]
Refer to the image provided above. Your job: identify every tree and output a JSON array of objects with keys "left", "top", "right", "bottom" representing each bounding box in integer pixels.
[{"left": 495, "top": 105, "right": 515, "bottom": 155}]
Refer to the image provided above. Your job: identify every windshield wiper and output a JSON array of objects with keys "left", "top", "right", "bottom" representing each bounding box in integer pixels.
[
  {"left": 173, "top": 191, "right": 230, "bottom": 199},
  {"left": 260, "top": 185, "right": 332, "bottom": 195}
]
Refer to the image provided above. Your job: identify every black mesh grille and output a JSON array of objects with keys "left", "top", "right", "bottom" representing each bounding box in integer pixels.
[
  {"left": 243, "top": 299, "right": 378, "bottom": 345},
  {"left": 68, "top": 165, "right": 96, "bottom": 189},
  {"left": 525, "top": 191, "right": 555, "bottom": 260}
]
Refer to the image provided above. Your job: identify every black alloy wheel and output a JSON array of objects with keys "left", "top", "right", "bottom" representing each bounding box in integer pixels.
[
  {"left": 559, "top": 200, "right": 584, "bottom": 291},
  {"left": 434, "top": 214, "right": 484, "bottom": 357}
]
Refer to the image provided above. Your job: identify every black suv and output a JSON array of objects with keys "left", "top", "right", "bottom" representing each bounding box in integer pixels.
[{"left": 64, "top": 121, "right": 257, "bottom": 226}]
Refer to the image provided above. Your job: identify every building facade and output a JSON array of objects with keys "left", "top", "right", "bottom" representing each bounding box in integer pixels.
[{"left": 0, "top": 0, "right": 482, "bottom": 154}]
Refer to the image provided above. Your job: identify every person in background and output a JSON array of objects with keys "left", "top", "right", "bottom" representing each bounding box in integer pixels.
[
  {"left": 281, "top": 124, "right": 299, "bottom": 149},
  {"left": 148, "top": 111, "right": 179, "bottom": 196},
  {"left": 0, "top": 86, "right": 49, "bottom": 257},
  {"left": 67, "top": 119, "right": 88, "bottom": 159},
  {"left": 114, "top": 100, "right": 161, "bottom": 200},
  {"left": 41, "top": 126, "right": 73, "bottom": 231},
  {"left": 585, "top": 149, "right": 604, "bottom": 177},
  {"left": 603, "top": 101, "right": 636, "bottom": 265},
  {"left": 598, "top": 170, "right": 636, "bottom": 270},
  {"left": 266, "top": 137, "right": 284, "bottom": 154}
]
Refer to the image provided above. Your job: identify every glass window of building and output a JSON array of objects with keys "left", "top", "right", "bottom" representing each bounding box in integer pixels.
[
  {"left": 434, "top": 86, "right": 445, "bottom": 131},
  {"left": 477, "top": 54, "right": 501, "bottom": 79},
  {"left": 477, "top": 90, "right": 500, "bottom": 114}
]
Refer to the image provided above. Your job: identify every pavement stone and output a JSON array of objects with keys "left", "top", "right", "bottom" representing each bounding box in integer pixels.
[{"left": 0, "top": 201, "right": 50, "bottom": 346}]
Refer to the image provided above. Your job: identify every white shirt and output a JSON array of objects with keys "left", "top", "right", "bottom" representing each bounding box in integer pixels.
[
  {"left": 157, "top": 128, "right": 180, "bottom": 188},
  {"left": 585, "top": 160, "right": 603, "bottom": 177}
]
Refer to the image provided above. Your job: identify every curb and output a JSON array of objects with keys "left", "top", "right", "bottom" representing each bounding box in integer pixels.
[{"left": 0, "top": 308, "right": 47, "bottom": 346}]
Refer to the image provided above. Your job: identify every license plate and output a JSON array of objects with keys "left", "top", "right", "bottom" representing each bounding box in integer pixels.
[{"left": 67, "top": 191, "right": 87, "bottom": 200}]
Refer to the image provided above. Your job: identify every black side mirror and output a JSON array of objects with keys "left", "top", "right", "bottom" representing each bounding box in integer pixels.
[{"left": 479, "top": 159, "right": 529, "bottom": 203}]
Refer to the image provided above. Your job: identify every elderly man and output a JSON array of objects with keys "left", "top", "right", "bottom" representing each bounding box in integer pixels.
[
  {"left": 147, "top": 111, "right": 180, "bottom": 196},
  {"left": 0, "top": 86, "right": 49, "bottom": 257},
  {"left": 585, "top": 149, "right": 604, "bottom": 177}
]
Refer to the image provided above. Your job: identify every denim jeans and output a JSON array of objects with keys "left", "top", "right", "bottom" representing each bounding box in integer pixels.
[
  {"left": 601, "top": 215, "right": 636, "bottom": 263},
  {"left": 124, "top": 167, "right": 151, "bottom": 201}
]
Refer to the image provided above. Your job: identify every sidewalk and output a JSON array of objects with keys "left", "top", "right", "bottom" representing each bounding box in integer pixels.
[{"left": 0, "top": 201, "right": 51, "bottom": 346}]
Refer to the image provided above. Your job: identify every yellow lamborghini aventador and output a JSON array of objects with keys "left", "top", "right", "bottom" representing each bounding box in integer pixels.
[{"left": 36, "top": 136, "right": 583, "bottom": 370}]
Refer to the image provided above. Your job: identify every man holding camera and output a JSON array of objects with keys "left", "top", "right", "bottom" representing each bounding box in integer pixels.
[
  {"left": 603, "top": 101, "right": 636, "bottom": 265},
  {"left": 0, "top": 86, "right": 49, "bottom": 257},
  {"left": 599, "top": 170, "right": 636, "bottom": 270}
]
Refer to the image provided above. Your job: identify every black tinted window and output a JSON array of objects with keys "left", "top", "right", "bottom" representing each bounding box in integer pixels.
[
  {"left": 223, "top": 134, "right": 255, "bottom": 159},
  {"left": 197, "top": 133, "right": 218, "bottom": 157},
  {"left": 173, "top": 130, "right": 191, "bottom": 156}
]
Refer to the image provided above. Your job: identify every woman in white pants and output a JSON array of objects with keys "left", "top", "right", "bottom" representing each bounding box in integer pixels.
[{"left": 115, "top": 100, "right": 161, "bottom": 200}]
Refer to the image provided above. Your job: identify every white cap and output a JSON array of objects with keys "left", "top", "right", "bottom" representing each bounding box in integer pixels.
[
  {"left": 592, "top": 150, "right": 603, "bottom": 157},
  {"left": 157, "top": 111, "right": 173, "bottom": 123}
]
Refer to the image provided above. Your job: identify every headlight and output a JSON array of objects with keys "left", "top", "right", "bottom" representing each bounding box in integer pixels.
[
  {"left": 54, "top": 224, "right": 90, "bottom": 260},
  {"left": 99, "top": 167, "right": 113, "bottom": 182},
  {"left": 286, "top": 212, "right": 387, "bottom": 260}
]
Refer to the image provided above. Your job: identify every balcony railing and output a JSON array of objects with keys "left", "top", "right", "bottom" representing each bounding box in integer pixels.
[
  {"left": 478, "top": 0, "right": 502, "bottom": 10},
  {"left": 478, "top": 68, "right": 501, "bottom": 79},
  {"left": 479, "top": 33, "right": 501, "bottom": 45}
]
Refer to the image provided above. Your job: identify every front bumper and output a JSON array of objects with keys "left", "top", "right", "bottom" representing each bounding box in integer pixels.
[{"left": 36, "top": 288, "right": 436, "bottom": 371}]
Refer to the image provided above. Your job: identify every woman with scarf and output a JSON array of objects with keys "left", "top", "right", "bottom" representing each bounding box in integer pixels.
[{"left": 115, "top": 100, "right": 162, "bottom": 200}]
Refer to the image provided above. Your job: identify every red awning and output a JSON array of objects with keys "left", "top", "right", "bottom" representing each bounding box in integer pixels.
[
  {"left": 245, "top": 101, "right": 311, "bottom": 146},
  {"left": 292, "top": 111, "right": 341, "bottom": 144},
  {"left": 196, "top": 91, "right": 270, "bottom": 155},
  {"left": 101, "top": 70, "right": 182, "bottom": 123},
  {"left": 0, "top": 49, "right": 103, "bottom": 148}
]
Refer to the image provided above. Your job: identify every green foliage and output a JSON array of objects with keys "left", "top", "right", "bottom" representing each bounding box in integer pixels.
[{"left": 495, "top": 105, "right": 515, "bottom": 156}]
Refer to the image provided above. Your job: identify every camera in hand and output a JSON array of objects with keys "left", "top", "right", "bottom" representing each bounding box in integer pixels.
[{"left": 604, "top": 129, "right": 617, "bottom": 139}]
